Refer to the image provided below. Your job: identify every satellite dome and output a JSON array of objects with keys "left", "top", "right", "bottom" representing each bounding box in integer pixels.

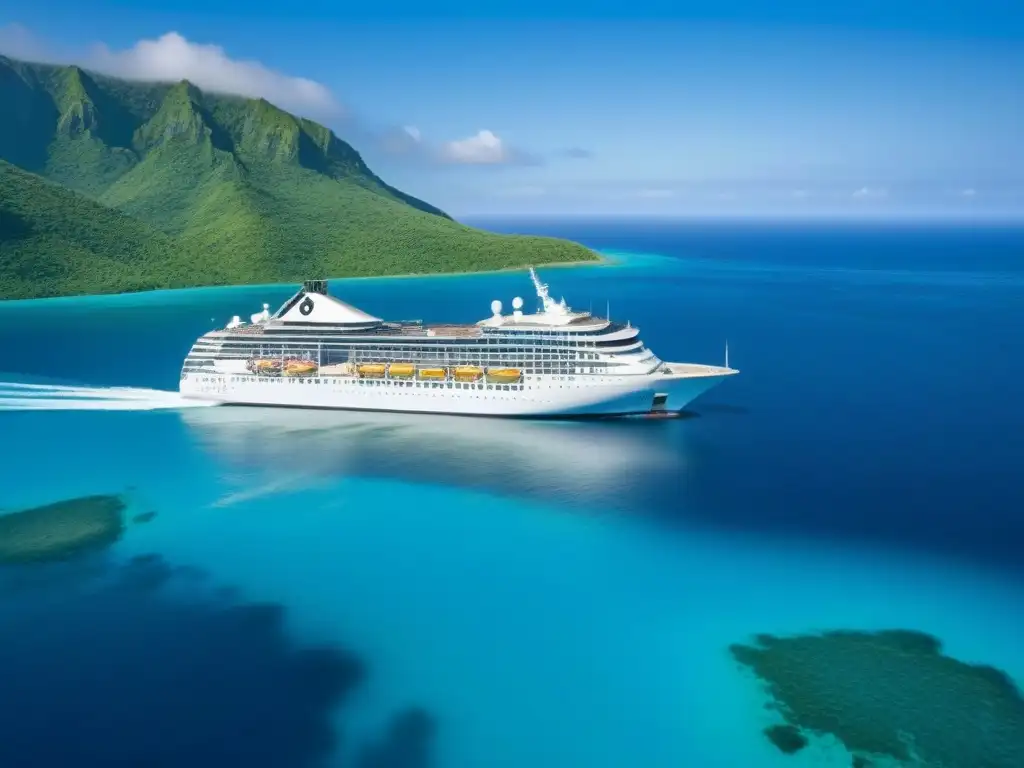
[
  {"left": 491, "top": 299, "right": 503, "bottom": 315},
  {"left": 512, "top": 296, "right": 524, "bottom": 310}
]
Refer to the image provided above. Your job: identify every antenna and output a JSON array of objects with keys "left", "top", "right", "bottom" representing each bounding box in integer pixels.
[
  {"left": 606, "top": 300, "right": 610, "bottom": 320},
  {"left": 725, "top": 339, "right": 730, "bottom": 369},
  {"left": 530, "top": 266, "right": 556, "bottom": 314}
]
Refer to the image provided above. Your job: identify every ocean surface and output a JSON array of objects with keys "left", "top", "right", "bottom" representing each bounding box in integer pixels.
[{"left": 1, "top": 218, "right": 1023, "bottom": 767}]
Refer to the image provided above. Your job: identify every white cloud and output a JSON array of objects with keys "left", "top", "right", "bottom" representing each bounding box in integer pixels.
[
  {"left": 364, "top": 123, "right": 543, "bottom": 171},
  {"left": 961, "top": 187, "right": 977, "bottom": 197},
  {"left": 87, "top": 32, "right": 338, "bottom": 116},
  {"left": 852, "top": 186, "right": 888, "bottom": 199},
  {"left": 440, "top": 129, "right": 510, "bottom": 164},
  {"left": 1, "top": 25, "right": 339, "bottom": 117},
  {"left": 375, "top": 126, "right": 541, "bottom": 167}
]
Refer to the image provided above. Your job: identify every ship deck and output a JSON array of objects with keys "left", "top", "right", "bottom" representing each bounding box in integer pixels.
[
  {"left": 210, "top": 313, "right": 614, "bottom": 340},
  {"left": 212, "top": 322, "right": 484, "bottom": 339},
  {"left": 662, "top": 363, "right": 739, "bottom": 378}
]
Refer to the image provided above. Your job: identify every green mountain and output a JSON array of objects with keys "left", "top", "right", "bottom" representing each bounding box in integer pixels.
[{"left": 0, "top": 55, "right": 596, "bottom": 300}]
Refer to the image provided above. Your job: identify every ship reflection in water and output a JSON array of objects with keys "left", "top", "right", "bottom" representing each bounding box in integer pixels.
[{"left": 178, "top": 407, "right": 692, "bottom": 513}]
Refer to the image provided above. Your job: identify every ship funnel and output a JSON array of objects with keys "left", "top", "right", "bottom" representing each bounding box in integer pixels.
[
  {"left": 490, "top": 299, "right": 503, "bottom": 316},
  {"left": 302, "top": 280, "right": 328, "bottom": 295}
]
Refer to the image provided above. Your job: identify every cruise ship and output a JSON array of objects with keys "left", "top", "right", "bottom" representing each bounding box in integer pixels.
[{"left": 178, "top": 268, "right": 738, "bottom": 417}]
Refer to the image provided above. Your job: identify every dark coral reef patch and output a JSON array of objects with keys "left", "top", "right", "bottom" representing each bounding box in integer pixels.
[
  {"left": 0, "top": 494, "right": 126, "bottom": 564},
  {"left": 763, "top": 723, "right": 808, "bottom": 755},
  {"left": 730, "top": 628, "right": 1024, "bottom": 767},
  {"left": 357, "top": 707, "right": 436, "bottom": 768}
]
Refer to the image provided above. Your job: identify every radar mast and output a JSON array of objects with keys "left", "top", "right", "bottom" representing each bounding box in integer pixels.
[{"left": 529, "top": 267, "right": 570, "bottom": 316}]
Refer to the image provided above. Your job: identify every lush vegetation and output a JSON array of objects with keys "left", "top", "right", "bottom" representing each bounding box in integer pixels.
[{"left": 0, "top": 55, "right": 597, "bottom": 300}]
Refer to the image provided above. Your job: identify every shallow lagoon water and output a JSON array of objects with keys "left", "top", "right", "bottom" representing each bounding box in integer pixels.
[{"left": 1, "top": 220, "right": 1023, "bottom": 767}]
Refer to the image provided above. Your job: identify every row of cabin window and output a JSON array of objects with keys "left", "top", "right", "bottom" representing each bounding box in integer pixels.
[
  {"left": 222, "top": 376, "right": 524, "bottom": 391},
  {"left": 199, "top": 374, "right": 621, "bottom": 391}
]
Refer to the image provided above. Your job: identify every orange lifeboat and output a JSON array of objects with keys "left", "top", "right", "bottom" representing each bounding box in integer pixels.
[
  {"left": 250, "top": 358, "right": 282, "bottom": 374},
  {"left": 284, "top": 360, "right": 318, "bottom": 376},
  {"left": 389, "top": 363, "right": 415, "bottom": 377},
  {"left": 487, "top": 368, "right": 522, "bottom": 382},
  {"left": 357, "top": 363, "right": 386, "bottom": 377},
  {"left": 454, "top": 366, "right": 483, "bottom": 381},
  {"left": 418, "top": 367, "right": 448, "bottom": 380}
]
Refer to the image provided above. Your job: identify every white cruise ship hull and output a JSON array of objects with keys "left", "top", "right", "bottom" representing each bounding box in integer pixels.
[
  {"left": 179, "top": 364, "right": 734, "bottom": 418},
  {"left": 179, "top": 272, "right": 738, "bottom": 419}
]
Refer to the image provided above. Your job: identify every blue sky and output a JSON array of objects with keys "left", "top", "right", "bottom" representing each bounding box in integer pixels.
[{"left": 2, "top": 1, "right": 1023, "bottom": 218}]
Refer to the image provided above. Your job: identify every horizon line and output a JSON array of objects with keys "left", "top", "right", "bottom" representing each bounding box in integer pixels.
[{"left": 458, "top": 211, "right": 1024, "bottom": 223}]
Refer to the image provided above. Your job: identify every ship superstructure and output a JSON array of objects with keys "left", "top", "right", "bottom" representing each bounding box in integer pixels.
[{"left": 179, "top": 269, "right": 737, "bottom": 417}]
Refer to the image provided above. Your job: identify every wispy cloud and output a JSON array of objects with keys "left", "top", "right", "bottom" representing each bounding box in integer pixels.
[
  {"left": 453, "top": 177, "right": 1024, "bottom": 217},
  {"left": 961, "top": 187, "right": 977, "bottom": 197},
  {"left": 852, "top": 186, "right": 888, "bottom": 200}
]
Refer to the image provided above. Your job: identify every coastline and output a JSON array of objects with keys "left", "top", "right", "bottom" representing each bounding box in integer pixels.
[
  {"left": 340, "top": 250, "right": 616, "bottom": 283},
  {"left": 0, "top": 252, "right": 618, "bottom": 308}
]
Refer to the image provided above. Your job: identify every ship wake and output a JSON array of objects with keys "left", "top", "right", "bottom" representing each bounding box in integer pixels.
[{"left": 0, "top": 381, "right": 217, "bottom": 411}]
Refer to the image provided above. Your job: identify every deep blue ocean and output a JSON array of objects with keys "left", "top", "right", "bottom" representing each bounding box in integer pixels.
[{"left": 1, "top": 218, "right": 1022, "bottom": 767}]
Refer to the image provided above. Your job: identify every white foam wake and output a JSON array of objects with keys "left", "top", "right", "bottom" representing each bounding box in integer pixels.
[{"left": 0, "top": 381, "right": 217, "bottom": 411}]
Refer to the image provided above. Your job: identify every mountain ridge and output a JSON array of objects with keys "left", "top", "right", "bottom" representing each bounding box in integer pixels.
[{"left": 0, "top": 55, "right": 594, "bottom": 299}]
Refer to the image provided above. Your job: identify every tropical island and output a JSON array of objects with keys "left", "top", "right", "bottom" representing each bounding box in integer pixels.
[{"left": 0, "top": 54, "right": 598, "bottom": 301}]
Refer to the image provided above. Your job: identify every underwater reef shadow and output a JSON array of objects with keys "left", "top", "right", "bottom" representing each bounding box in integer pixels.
[
  {"left": 0, "top": 548, "right": 435, "bottom": 768},
  {"left": 357, "top": 707, "right": 435, "bottom": 768}
]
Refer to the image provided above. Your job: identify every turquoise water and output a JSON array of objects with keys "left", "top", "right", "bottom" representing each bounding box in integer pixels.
[{"left": 1, "top": 221, "right": 1023, "bottom": 767}]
